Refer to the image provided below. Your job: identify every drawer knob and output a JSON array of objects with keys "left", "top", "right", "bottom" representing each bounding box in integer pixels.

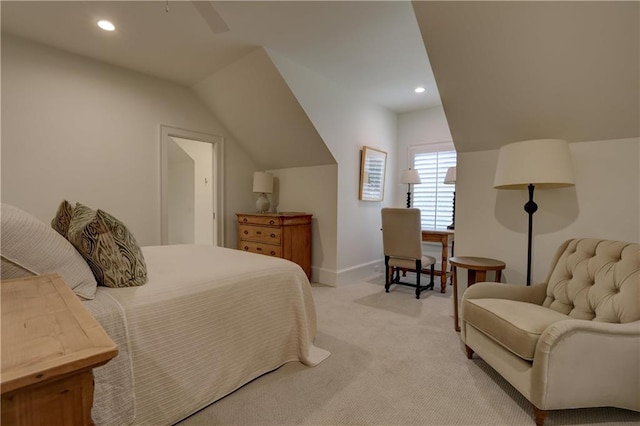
[
  {"left": 243, "top": 230, "right": 248, "bottom": 235},
  {"left": 243, "top": 246, "right": 249, "bottom": 251},
  {"left": 256, "top": 247, "right": 262, "bottom": 251},
  {"left": 270, "top": 251, "right": 276, "bottom": 256},
  {"left": 269, "top": 220, "right": 275, "bottom": 225},
  {"left": 256, "top": 231, "right": 262, "bottom": 235},
  {"left": 243, "top": 218, "right": 248, "bottom": 223},
  {"left": 270, "top": 233, "right": 276, "bottom": 238}
]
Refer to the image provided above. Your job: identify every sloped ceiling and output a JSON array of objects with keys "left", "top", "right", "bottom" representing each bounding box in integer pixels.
[
  {"left": 413, "top": 1, "right": 639, "bottom": 153},
  {"left": 193, "top": 48, "right": 335, "bottom": 170}
]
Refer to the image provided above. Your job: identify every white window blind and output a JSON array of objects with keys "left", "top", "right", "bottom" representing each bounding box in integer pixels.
[{"left": 412, "top": 149, "right": 457, "bottom": 230}]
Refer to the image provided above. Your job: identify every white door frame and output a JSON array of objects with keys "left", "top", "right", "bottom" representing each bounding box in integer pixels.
[{"left": 160, "top": 125, "right": 225, "bottom": 246}]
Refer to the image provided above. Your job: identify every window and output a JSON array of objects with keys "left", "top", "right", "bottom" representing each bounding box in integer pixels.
[{"left": 410, "top": 143, "right": 457, "bottom": 230}]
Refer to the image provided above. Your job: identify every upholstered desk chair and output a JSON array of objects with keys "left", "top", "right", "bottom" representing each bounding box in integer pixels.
[{"left": 381, "top": 208, "right": 436, "bottom": 299}]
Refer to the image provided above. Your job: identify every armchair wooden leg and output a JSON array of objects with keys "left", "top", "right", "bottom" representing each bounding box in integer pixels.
[
  {"left": 464, "top": 345, "right": 474, "bottom": 359},
  {"left": 532, "top": 405, "right": 548, "bottom": 426}
]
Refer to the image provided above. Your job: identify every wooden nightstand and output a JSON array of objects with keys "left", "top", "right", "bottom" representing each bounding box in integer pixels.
[
  {"left": 1, "top": 274, "right": 118, "bottom": 426},
  {"left": 237, "top": 212, "right": 312, "bottom": 280}
]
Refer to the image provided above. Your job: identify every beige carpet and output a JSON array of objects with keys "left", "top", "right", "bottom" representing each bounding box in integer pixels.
[{"left": 177, "top": 275, "right": 639, "bottom": 425}]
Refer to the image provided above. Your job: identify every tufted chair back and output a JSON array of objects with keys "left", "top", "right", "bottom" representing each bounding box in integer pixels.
[{"left": 542, "top": 238, "right": 640, "bottom": 323}]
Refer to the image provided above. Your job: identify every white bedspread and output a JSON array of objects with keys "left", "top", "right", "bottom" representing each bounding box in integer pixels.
[
  {"left": 83, "top": 289, "right": 135, "bottom": 426},
  {"left": 95, "top": 244, "right": 329, "bottom": 426}
]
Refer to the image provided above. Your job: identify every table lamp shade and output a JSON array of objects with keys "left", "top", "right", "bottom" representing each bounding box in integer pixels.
[
  {"left": 444, "top": 167, "right": 457, "bottom": 184},
  {"left": 253, "top": 172, "right": 274, "bottom": 194},
  {"left": 401, "top": 169, "right": 421, "bottom": 185},
  {"left": 494, "top": 139, "right": 575, "bottom": 189}
]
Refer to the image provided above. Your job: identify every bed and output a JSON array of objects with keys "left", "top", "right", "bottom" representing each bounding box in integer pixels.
[
  {"left": 85, "top": 244, "right": 329, "bottom": 425},
  {"left": 0, "top": 204, "right": 329, "bottom": 426}
]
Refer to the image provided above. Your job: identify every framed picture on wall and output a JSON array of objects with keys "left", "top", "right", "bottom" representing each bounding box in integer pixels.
[{"left": 359, "top": 146, "right": 387, "bottom": 201}]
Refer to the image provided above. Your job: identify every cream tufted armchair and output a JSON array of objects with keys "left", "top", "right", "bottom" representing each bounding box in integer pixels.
[{"left": 461, "top": 238, "right": 639, "bottom": 425}]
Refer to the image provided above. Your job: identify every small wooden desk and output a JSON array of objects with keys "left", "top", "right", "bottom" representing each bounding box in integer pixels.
[
  {"left": 421, "top": 230, "right": 455, "bottom": 293},
  {"left": 451, "top": 256, "right": 506, "bottom": 332}
]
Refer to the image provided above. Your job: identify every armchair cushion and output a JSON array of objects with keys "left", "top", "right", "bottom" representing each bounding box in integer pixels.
[{"left": 465, "top": 299, "right": 570, "bottom": 360}]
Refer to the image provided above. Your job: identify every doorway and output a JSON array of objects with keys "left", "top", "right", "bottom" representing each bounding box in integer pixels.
[{"left": 160, "top": 125, "right": 224, "bottom": 246}]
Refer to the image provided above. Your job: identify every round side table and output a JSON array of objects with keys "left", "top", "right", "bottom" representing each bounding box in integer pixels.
[{"left": 451, "top": 256, "right": 506, "bottom": 332}]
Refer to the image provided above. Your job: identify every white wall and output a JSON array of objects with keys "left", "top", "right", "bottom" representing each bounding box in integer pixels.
[
  {"left": 455, "top": 137, "right": 640, "bottom": 291},
  {"left": 270, "top": 51, "right": 397, "bottom": 284},
  {"left": 1, "top": 35, "right": 257, "bottom": 247},
  {"left": 267, "top": 165, "right": 338, "bottom": 284}
]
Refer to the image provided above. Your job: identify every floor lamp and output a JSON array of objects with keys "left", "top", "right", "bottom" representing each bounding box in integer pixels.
[
  {"left": 444, "top": 166, "right": 456, "bottom": 229},
  {"left": 401, "top": 169, "right": 421, "bottom": 208},
  {"left": 494, "top": 139, "right": 575, "bottom": 285}
]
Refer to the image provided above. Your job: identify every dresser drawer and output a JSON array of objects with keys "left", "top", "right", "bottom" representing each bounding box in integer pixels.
[
  {"left": 237, "top": 215, "right": 281, "bottom": 226},
  {"left": 239, "top": 241, "right": 282, "bottom": 257},
  {"left": 238, "top": 225, "right": 281, "bottom": 244}
]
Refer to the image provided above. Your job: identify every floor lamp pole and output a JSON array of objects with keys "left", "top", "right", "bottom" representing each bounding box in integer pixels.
[
  {"left": 524, "top": 183, "right": 538, "bottom": 286},
  {"left": 447, "top": 191, "right": 456, "bottom": 230},
  {"left": 406, "top": 184, "right": 411, "bottom": 208}
]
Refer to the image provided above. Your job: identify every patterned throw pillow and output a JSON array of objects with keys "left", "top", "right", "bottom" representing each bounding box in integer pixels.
[
  {"left": 67, "top": 203, "right": 148, "bottom": 288},
  {"left": 51, "top": 199, "right": 74, "bottom": 237}
]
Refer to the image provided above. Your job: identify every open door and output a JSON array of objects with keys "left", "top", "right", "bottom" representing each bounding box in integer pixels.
[{"left": 160, "top": 125, "right": 224, "bottom": 246}]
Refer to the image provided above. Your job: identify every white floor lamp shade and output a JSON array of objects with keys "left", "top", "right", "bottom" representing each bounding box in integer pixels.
[
  {"left": 253, "top": 171, "right": 274, "bottom": 213},
  {"left": 494, "top": 139, "right": 575, "bottom": 285},
  {"left": 494, "top": 139, "right": 574, "bottom": 190}
]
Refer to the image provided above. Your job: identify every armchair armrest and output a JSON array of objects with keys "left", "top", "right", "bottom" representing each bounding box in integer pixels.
[
  {"left": 531, "top": 319, "right": 640, "bottom": 411},
  {"left": 462, "top": 282, "right": 548, "bottom": 305}
]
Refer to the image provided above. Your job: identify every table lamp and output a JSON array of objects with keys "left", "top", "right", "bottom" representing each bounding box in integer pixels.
[
  {"left": 494, "top": 139, "right": 574, "bottom": 285},
  {"left": 400, "top": 169, "right": 421, "bottom": 208},
  {"left": 253, "top": 171, "right": 274, "bottom": 213}
]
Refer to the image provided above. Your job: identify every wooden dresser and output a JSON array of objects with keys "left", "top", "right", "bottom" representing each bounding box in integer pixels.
[
  {"left": 237, "top": 212, "right": 312, "bottom": 280},
  {"left": 1, "top": 274, "right": 118, "bottom": 426}
]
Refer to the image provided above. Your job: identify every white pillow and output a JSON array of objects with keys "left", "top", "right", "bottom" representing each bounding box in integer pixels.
[{"left": 0, "top": 203, "right": 97, "bottom": 299}]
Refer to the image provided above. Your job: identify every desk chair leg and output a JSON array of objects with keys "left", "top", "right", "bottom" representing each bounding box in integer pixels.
[
  {"left": 415, "top": 259, "right": 422, "bottom": 299},
  {"left": 384, "top": 256, "right": 391, "bottom": 293},
  {"left": 429, "top": 264, "right": 435, "bottom": 288}
]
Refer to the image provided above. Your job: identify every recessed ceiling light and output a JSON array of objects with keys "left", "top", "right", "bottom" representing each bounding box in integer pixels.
[
  {"left": 414, "top": 87, "right": 426, "bottom": 94},
  {"left": 97, "top": 20, "right": 115, "bottom": 32}
]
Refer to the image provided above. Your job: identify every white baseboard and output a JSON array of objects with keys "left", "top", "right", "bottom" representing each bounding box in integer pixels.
[
  {"left": 311, "top": 266, "right": 338, "bottom": 286},
  {"left": 312, "top": 259, "right": 384, "bottom": 286}
]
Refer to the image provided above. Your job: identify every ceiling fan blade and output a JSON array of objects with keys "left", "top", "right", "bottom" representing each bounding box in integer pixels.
[{"left": 192, "top": 1, "right": 230, "bottom": 34}]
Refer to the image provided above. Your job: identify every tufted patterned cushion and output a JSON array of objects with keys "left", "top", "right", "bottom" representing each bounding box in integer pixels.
[
  {"left": 543, "top": 239, "right": 640, "bottom": 323},
  {"left": 67, "top": 203, "right": 147, "bottom": 288},
  {"left": 51, "top": 199, "right": 74, "bottom": 237}
]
